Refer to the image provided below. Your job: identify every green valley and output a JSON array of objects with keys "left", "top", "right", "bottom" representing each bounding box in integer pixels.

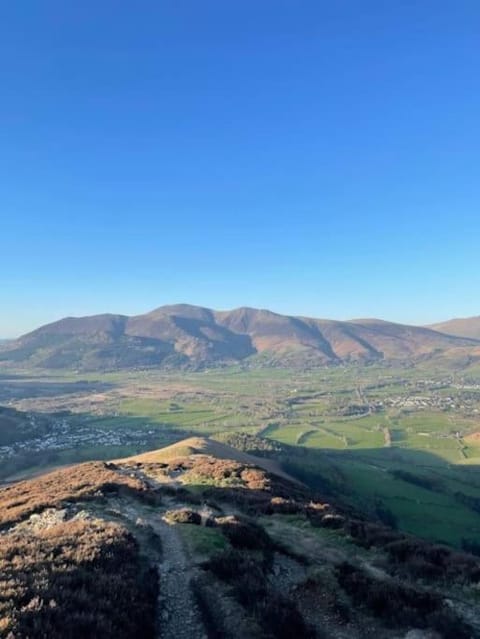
[{"left": 1, "top": 362, "right": 480, "bottom": 551}]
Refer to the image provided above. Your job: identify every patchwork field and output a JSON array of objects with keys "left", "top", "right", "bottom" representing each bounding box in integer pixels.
[{"left": 1, "top": 363, "right": 480, "bottom": 548}]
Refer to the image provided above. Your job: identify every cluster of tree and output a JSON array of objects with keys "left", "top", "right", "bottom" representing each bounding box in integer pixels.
[{"left": 216, "top": 431, "right": 283, "bottom": 456}]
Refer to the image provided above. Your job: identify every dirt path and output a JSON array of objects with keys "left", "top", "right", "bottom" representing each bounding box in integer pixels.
[
  {"left": 112, "top": 485, "right": 207, "bottom": 639},
  {"left": 150, "top": 515, "right": 206, "bottom": 639}
]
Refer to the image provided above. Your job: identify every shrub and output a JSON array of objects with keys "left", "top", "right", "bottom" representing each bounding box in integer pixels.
[
  {"left": 269, "top": 496, "right": 302, "bottom": 514},
  {"left": 203, "top": 548, "right": 312, "bottom": 638},
  {"left": 319, "top": 514, "right": 345, "bottom": 529},
  {"left": 335, "top": 561, "right": 472, "bottom": 637},
  {"left": 344, "top": 518, "right": 401, "bottom": 548},
  {"left": 256, "top": 593, "right": 315, "bottom": 639},
  {"left": 384, "top": 538, "right": 480, "bottom": 583},
  {"left": 216, "top": 515, "right": 273, "bottom": 551},
  {"left": 204, "top": 548, "right": 256, "bottom": 581},
  {"left": 164, "top": 508, "right": 201, "bottom": 525},
  {"left": 0, "top": 519, "right": 157, "bottom": 639}
]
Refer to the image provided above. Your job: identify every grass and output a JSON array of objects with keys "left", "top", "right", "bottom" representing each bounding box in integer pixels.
[
  {"left": 322, "top": 446, "right": 480, "bottom": 546},
  {"left": 3, "top": 362, "right": 480, "bottom": 549},
  {"left": 178, "top": 524, "right": 228, "bottom": 558},
  {"left": 300, "top": 431, "right": 346, "bottom": 448},
  {"left": 335, "top": 461, "right": 480, "bottom": 545},
  {"left": 119, "top": 399, "right": 232, "bottom": 432},
  {"left": 263, "top": 406, "right": 480, "bottom": 465},
  {"left": 259, "top": 513, "right": 372, "bottom": 565}
]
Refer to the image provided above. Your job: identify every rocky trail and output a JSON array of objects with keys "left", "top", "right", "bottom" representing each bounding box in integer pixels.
[
  {"left": 110, "top": 467, "right": 208, "bottom": 639},
  {"left": 150, "top": 515, "right": 206, "bottom": 639}
]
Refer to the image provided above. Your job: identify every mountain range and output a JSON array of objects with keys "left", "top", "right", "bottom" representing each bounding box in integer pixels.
[{"left": 1, "top": 304, "right": 480, "bottom": 371}]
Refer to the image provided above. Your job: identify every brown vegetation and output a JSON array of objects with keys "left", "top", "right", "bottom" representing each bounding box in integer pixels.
[
  {"left": 0, "top": 462, "right": 147, "bottom": 529},
  {"left": 203, "top": 547, "right": 314, "bottom": 639},
  {"left": 384, "top": 537, "right": 480, "bottom": 584},
  {"left": 336, "top": 561, "right": 472, "bottom": 638},
  {"left": 2, "top": 443, "right": 479, "bottom": 639},
  {"left": 164, "top": 508, "right": 202, "bottom": 525},
  {"left": 0, "top": 519, "right": 157, "bottom": 639},
  {"left": 215, "top": 515, "right": 273, "bottom": 552}
]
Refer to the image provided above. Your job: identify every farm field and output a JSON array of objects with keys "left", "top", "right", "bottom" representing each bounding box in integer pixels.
[{"left": 1, "top": 362, "right": 480, "bottom": 548}]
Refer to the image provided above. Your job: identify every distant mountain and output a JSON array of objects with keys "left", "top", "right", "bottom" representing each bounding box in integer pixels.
[
  {"left": 429, "top": 316, "right": 480, "bottom": 340},
  {"left": 1, "top": 304, "right": 479, "bottom": 371}
]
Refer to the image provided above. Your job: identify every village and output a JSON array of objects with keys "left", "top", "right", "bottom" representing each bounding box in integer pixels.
[{"left": 0, "top": 414, "right": 160, "bottom": 462}]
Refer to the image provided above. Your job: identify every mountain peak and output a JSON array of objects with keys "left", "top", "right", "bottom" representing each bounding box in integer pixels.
[{"left": 3, "top": 304, "right": 479, "bottom": 371}]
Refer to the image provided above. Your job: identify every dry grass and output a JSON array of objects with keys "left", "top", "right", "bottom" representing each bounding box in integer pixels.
[
  {"left": 121, "top": 436, "right": 300, "bottom": 483},
  {"left": 0, "top": 462, "right": 146, "bottom": 529}
]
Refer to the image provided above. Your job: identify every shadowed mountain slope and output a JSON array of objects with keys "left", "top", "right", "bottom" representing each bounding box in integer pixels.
[{"left": 2, "top": 304, "right": 479, "bottom": 370}]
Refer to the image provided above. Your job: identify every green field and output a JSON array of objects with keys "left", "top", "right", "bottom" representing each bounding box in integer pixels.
[{"left": 2, "top": 363, "right": 480, "bottom": 548}]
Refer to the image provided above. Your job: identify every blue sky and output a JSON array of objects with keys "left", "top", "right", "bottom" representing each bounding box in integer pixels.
[{"left": 1, "top": 1, "right": 479, "bottom": 337}]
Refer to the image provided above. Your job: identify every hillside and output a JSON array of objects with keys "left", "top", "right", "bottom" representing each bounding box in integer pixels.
[
  {"left": 2, "top": 304, "right": 479, "bottom": 371},
  {"left": 1, "top": 438, "right": 479, "bottom": 638},
  {"left": 119, "top": 436, "right": 301, "bottom": 484},
  {"left": 429, "top": 316, "right": 480, "bottom": 340}
]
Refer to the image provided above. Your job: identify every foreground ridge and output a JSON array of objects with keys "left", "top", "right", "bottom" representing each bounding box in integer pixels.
[{"left": 1, "top": 437, "right": 479, "bottom": 638}]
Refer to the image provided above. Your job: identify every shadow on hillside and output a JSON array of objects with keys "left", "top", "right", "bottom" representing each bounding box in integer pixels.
[
  {"left": 258, "top": 443, "right": 480, "bottom": 550},
  {"left": 0, "top": 372, "right": 39, "bottom": 380},
  {"left": 266, "top": 440, "right": 480, "bottom": 481},
  {"left": 0, "top": 378, "right": 116, "bottom": 401}
]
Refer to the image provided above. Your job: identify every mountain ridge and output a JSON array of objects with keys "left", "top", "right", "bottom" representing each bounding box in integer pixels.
[
  {"left": 1, "top": 436, "right": 479, "bottom": 638},
  {"left": 2, "top": 304, "right": 480, "bottom": 371},
  {"left": 429, "top": 316, "right": 480, "bottom": 340}
]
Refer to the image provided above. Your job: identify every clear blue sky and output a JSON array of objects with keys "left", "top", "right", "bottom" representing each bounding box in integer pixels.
[{"left": 1, "top": 1, "right": 479, "bottom": 337}]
